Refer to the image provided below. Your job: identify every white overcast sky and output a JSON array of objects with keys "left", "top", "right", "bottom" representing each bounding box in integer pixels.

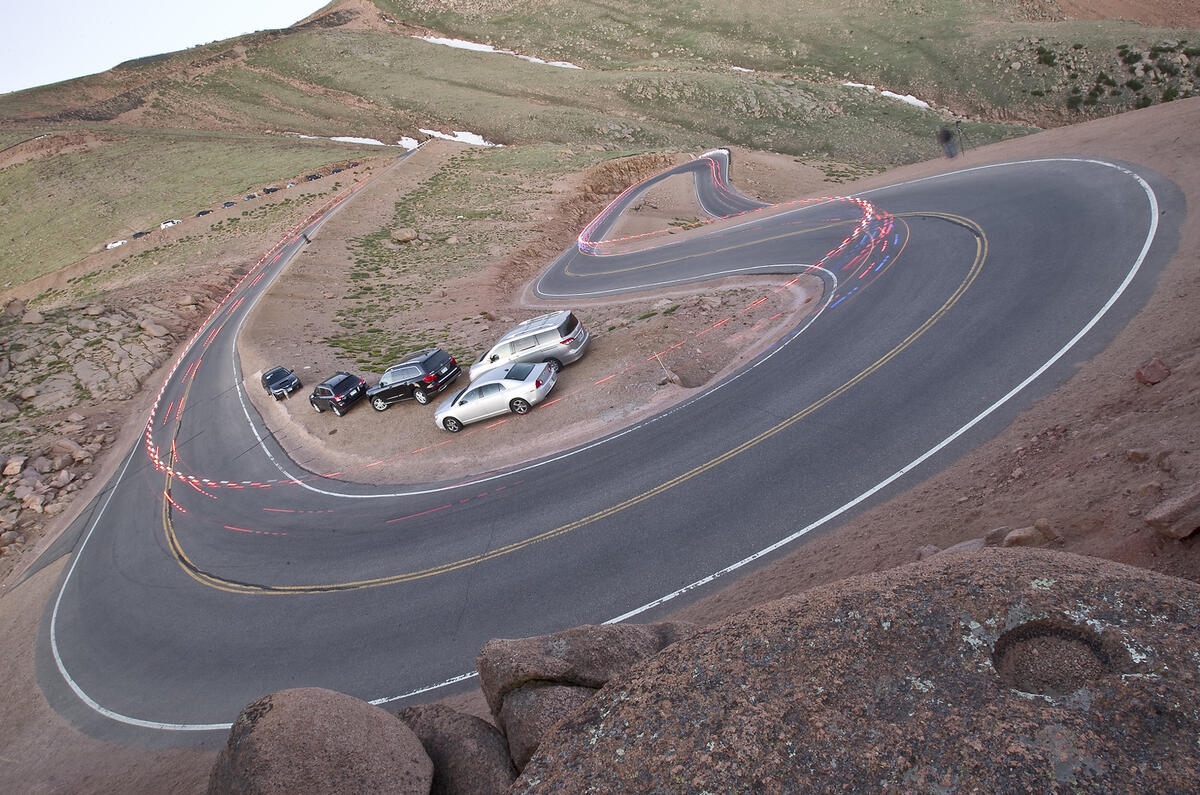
[{"left": 1, "top": 1, "right": 332, "bottom": 95}]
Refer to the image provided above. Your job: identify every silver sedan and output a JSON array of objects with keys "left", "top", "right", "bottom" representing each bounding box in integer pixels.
[{"left": 434, "top": 361, "right": 557, "bottom": 433}]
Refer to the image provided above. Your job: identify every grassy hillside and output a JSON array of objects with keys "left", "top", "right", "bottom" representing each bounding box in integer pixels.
[
  {"left": 0, "top": 0, "right": 1195, "bottom": 292},
  {"left": 0, "top": 129, "right": 386, "bottom": 286}
]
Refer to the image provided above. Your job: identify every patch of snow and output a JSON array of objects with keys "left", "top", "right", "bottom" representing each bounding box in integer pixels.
[
  {"left": 842, "top": 81, "right": 931, "bottom": 109},
  {"left": 397, "top": 137, "right": 421, "bottom": 150},
  {"left": 329, "top": 136, "right": 389, "bottom": 146},
  {"left": 729, "top": 66, "right": 755, "bottom": 73},
  {"left": 419, "top": 128, "right": 502, "bottom": 147},
  {"left": 414, "top": 35, "right": 582, "bottom": 70}
]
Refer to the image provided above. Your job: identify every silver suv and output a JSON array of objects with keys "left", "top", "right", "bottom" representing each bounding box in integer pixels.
[{"left": 469, "top": 310, "right": 590, "bottom": 380}]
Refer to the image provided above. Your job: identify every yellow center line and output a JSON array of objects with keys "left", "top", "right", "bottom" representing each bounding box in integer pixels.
[{"left": 163, "top": 212, "right": 984, "bottom": 594}]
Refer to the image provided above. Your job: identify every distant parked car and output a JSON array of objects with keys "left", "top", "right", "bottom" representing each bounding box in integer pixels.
[
  {"left": 195, "top": 209, "right": 212, "bottom": 217},
  {"left": 367, "top": 348, "right": 460, "bottom": 411},
  {"left": 222, "top": 201, "right": 237, "bottom": 208},
  {"left": 244, "top": 193, "right": 258, "bottom": 201},
  {"left": 434, "top": 361, "right": 556, "bottom": 433},
  {"left": 105, "top": 239, "right": 127, "bottom": 250},
  {"left": 132, "top": 231, "right": 150, "bottom": 239},
  {"left": 160, "top": 219, "right": 181, "bottom": 229},
  {"left": 469, "top": 310, "right": 590, "bottom": 380},
  {"left": 309, "top": 372, "right": 367, "bottom": 416},
  {"left": 305, "top": 173, "right": 321, "bottom": 181},
  {"left": 331, "top": 168, "right": 342, "bottom": 174},
  {"left": 349, "top": 161, "right": 359, "bottom": 168},
  {"left": 286, "top": 181, "right": 296, "bottom": 188},
  {"left": 260, "top": 366, "right": 301, "bottom": 400},
  {"left": 262, "top": 186, "right": 279, "bottom": 194}
]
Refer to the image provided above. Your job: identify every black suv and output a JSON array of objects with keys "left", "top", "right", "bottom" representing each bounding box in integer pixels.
[
  {"left": 261, "top": 366, "right": 301, "bottom": 400},
  {"left": 309, "top": 372, "right": 366, "bottom": 416},
  {"left": 367, "top": 349, "right": 461, "bottom": 411}
]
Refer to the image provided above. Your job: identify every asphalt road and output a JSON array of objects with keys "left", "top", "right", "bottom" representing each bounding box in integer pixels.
[{"left": 32, "top": 150, "right": 1181, "bottom": 743}]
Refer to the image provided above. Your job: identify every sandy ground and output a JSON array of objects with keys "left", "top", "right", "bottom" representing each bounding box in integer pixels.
[{"left": 2, "top": 94, "right": 1199, "bottom": 790}]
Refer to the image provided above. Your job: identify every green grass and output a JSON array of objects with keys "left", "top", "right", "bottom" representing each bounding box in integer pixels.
[{"left": 0, "top": 128, "right": 385, "bottom": 287}]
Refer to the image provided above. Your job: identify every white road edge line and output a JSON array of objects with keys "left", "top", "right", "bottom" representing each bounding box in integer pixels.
[{"left": 50, "top": 157, "right": 1160, "bottom": 730}]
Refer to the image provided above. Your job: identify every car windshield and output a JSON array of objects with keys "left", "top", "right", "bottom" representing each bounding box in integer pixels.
[
  {"left": 265, "top": 368, "right": 289, "bottom": 383},
  {"left": 448, "top": 387, "right": 467, "bottom": 404}
]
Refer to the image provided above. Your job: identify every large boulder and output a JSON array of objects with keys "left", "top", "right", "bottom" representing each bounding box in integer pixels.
[
  {"left": 515, "top": 549, "right": 1200, "bottom": 792},
  {"left": 396, "top": 703, "right": 516, "bottom": 794},
  {"left": 207, "top": 687, "right": 432, "bottom": 794},
  {"left": 475, "top": 621, "right": 698, "bottom": 717},
  {"left": 1145, "top": 481, "right": 1200, "bottom": 539},
  {"left": 497, "top": 683, "right": 594, "bottom": 771}
]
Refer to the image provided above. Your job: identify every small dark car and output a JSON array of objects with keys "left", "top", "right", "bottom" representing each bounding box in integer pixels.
[
  {"left": 195, "top": 209, "right": 213, "bottom": 217},
  {"left": 261, "top": 366, "right": 301, "bottom": 400},
  {"left": 132, "top": 231, "right": 150, "bottom": 239},
  {"left": 367, "top": 349, "right": 461, "bottom": 411},
  {"left": 309, "top": 372, "right": 366, "bottom": 416},
  {"left": 222, "top": 201, "right": 237, "bottom": 208},
  {"left": 263, "top": 186, "right": 279, "bottom": 194},
  {"left": 305, "top": 173, "right": 321, "bottom": 181}
]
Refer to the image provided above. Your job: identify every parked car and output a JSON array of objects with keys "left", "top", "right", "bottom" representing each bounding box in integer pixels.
[
  {"left": 262, "top": 186, "right": 279, "bottom": 194},
  {"left": 434, "top": 361, "right": 556, "bottom": 433},
  {"left": 309, "top": 372, "right": 367, "bottom": 416},
  {"left": 195, "top": 209, "right": 212, "bottom": 217},
  {"left": 260, "top": 366, "right": 301, "bottom": 400},
  {"left": 305, "top": 173, "right": 321, "bottom": 181},
  {"left": 222, "top": 201, "right": 237, "bottom": 208},
  {"left": 132, "top": 231, "right": 150, "bottom": 239},
  {"left": 105, "top": 239, "right": 127, "bottom": 250},
  {"left": 367, "top": 348, "right": 460, "bottom": 411},
  {"left": 286, "top": 181, "right": 296, "bottom": 188},
  {"left": 160, "top": 219, "right": 181, "bottom": 229},
  {"left": 469, "top": 310, "right": 590, "bottom": 380},
  {"left": 244, "top": 193, "right": 258, "bottom": 201},
  {"left": 331, "top": 168, "right": 342, "bottom": 174}
]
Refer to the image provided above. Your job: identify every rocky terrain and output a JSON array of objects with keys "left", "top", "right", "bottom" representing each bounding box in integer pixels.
[{"left": 2, "top": 1, "right": 1200, "bottom": 791}]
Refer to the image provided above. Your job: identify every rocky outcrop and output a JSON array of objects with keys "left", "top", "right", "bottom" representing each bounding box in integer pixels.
[
  {"left": 396, "top": 703, "right": 516, "bottom": 795},
  {"left": 475, "top": 621, "right": 699, "bottom": 770},
  {"left": 515, "top": 548, "right": 1200, "bottom": 792},
  {"left": 207, "top": 688, "right": 432, "bottom": 794}
]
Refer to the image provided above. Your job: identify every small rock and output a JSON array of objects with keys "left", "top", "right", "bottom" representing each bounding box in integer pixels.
[
  {"left": 0, "top": 530, "right": 21, "bottom": 547},
  {"left": 1135, "top": 357, "right": 1170, "bottom": 385},
  {"left": 1139, "top": 481, "right": 1163, "bottom": 496},
  {"left": 3, "top": 455, "right": 27, "bottom": 477},
  {"left": 30, "top": 456, "right": 53, "bottom": 474},
  {"left": 932, "top": 538, "right": 986, "bottom": 557},
  {"left": 1145, "top": 483, "right": 1200, "bottom": 540},
  {"left": 139, "top": 320, "right": 169, "bottom": 338},
  {"left": 17, "top": 386, "right": 37, "bottom": 401},
  {"left": 1003, "top": 526, "right": 1046, "bottom": 547},
  {"left": 392, "top": 227, "right": 418, "bottom": 243},
  {"left": 1127, "top": 449, "right": 1150, "bottom": 463},
  {"left": 21, "top": 310, "right": 44, "bottom": 324},
  {"left": 915, "top": 545, "right": 941, "bottom": 561},
  {"left": 984, "top": 526, "right": 1011, "bottom": 546}
]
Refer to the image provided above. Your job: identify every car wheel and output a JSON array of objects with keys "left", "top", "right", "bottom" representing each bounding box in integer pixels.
[
  {"left": 413, "top": 388, "right": 429, "bottom": 405},
  {"left": 510, "top": 398, "right": 532, "bottom": 415},
  {"left": 443, "top": 417, "right": 463, "bottom": 433},
  {"left": 545, "top": 358, "right": 562, "bottom": 374},
  {"left": 311, "top": 401, "right": 323, "bottom": 413},
  {"left": 333, "top": 403, "right": 345, "bottom": 417},
  {"left": 371, "top": 397, "right": 389, "bottom": 411}
]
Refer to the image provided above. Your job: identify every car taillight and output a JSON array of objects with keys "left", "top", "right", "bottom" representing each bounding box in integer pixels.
[
  {"left": 535, "top": 379, "right": 543, "bottom": 388},
  {"left": 335, "top": 394, "right": 345, "bottom": 401},
  {"left": 560, "top": 336, "right": 574, "bottom": 345},
  {"left": 423, "top": 373, "right": 437, "bottom": 383}
]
